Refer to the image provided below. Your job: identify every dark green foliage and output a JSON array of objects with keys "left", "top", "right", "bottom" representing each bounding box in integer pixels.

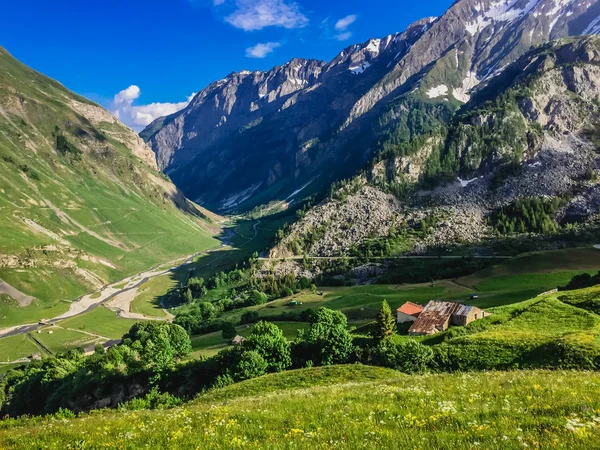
[
  {"left": 246, "top": 290, "right": 268, "bottom": 306},
  {"left": 376, "top": 95, "right": 456, "bottom": 156},
  {"left": 242, "top": 321, "right": 291, "bottom": 373},
  {"left": 18, "top": 164, "right": 40, "bottom": 180},
  {"left": 241, "top": 311, "right": 260, "bottom": 324},
  {"left": 373, "top": 300, "right": 396, "bottom": 341},
  {"left": 230, "top": 350, "right": 268, "bottom": 382},
  {"left": 489, "top": 197, "right": 562, "bottom": 235},
  {"left": 122, "top": 322, "right": 192, "bottom": 371},
  {"left": 293, "top": 308, "right": 353, "bottom": 367},
  {"left": 183, "top": 288, "right": 193, "bottom": 304},
  {"left": 378, "top": 258, "right": 494, "bottom": 284},
  {"left": 55, "top": 134, "right": 82, "bottom": 161},
  {"left": 559, "top": 271, "right": 600, "bottom": 291},
  {"left": 366, "top": 339, "right": 434, "bottom": 373},
  {"left": 188, "top": 277, "right": 206, "bottom": 298},
  {"left": 94, "top": 343, "right": 105, "bottom": 355},
  {"left": 221, "top": 322, "right": 237, "bottom": 340}
]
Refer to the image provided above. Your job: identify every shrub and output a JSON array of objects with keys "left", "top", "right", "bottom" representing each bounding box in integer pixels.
[
  {"left": 119, "top": 388, "right": 183, "bottom": 411},
  {"left": 293, "top": 308, "right": 353, "bottom": 367},
  {"left": 222, "top": 322, "right": 237, "bottom": 340},
  {"left": 231, "top": 350, "right": 268, "bottom": 382},
  {"left": 242, "top": 322, "right": 291, "bottom": 373},
  {"left": 54, "top": 407, "right": 76, "bottom": 419}
]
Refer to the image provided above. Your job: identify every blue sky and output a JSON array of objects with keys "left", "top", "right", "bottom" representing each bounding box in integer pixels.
[{"left": 1, "top": 0, "right": 452, "bottom": 130}]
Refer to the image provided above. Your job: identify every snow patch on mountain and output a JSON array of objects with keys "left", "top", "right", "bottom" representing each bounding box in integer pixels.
[
  {"left": 452, "top": 71, "right": 480, "bottom": 103},
  {"left": 219, "top": 183, "right": 263, "bottom": 210},
  {"left": 364, "top": 39, "right": 381, "bottom": 54},
  {"left": 350, "top": 62, "right": 372, "bottom": 75},
  {"left": 457, "top": 177, "right": 479, "bottom": 187},
  {"left": 427, "top": 85, "right": 449, "bottom": 98},
  {"left": 465, "top": 0, "right": 541, "bottom": 35},
  {"left": 547, "top": 0, "right": 576, "bottom": 30},
  {"left": 584, "top": 15, "right": 600, "bottom": 35}
]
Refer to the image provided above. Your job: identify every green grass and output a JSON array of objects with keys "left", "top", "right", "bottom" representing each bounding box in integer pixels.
[
  {"left": 1, "top": 367, "right": 599, "bottom": 448},
  {"left": 0, "top": 268, "right": 87, "bottom": 307},
  {"left": 130, "top": 274, "right": 181, "bottom": 318},
  {"left": 31, "top": 327, "right": 102, "bottom": 354},
  {"left": 0, "top": 295, "right": 71, "bottom": 328},
  {"left": 57, "top": 307, "right": 140, "bottom": 339},
  {"left": 558, "top": 285, "right": 600, "bottom": 314},
  {"left": 473, "top": 271, "right": 591, "bottom": 292},
  {"left": 0, "top": 334, "right": 41, "bottom": 362}
]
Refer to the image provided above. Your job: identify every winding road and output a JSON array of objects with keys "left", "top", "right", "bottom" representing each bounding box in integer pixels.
[
  {"left": 0, "top": 252, "right": 205, "bottom": 339},
  {"left": 0, "top": 220, "right": 261, "bottom": 341}
]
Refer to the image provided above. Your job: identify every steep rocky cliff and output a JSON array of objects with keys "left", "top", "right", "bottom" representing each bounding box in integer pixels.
[{"left": 270, "top": 37, "right": 600, "bottom": 259}]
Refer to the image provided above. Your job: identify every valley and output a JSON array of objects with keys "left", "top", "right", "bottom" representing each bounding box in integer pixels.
[{"left": 3, "top": 0, "right": 600, "bottom": 447}]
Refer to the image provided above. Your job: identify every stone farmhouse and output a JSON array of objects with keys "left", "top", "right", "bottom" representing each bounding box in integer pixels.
[{"left": 397, "top": 301, "right": 487, "bottom": 336}]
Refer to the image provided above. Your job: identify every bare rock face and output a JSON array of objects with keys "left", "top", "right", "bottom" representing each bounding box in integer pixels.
[
  {"left": 269, "top": 37, "right": 600, "bottom": 259},
  {"left": 142, "top": 0, "right": 600, "bottom": 213},
  {"left": 69, "top": 100, "right": 158, "bottom": 170}
]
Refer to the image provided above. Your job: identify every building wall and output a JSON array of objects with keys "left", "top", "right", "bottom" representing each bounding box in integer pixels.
[
  {"left": 455, "top": 307, "right": 485, "bottom": 326},
  {"left": 397, "top": 311, "right": 419, "bottom": 323}
]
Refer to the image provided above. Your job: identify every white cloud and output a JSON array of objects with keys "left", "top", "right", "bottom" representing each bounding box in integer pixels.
[
  {"left": 333, "top": 14, "right": 357, "bottom": 41},
  {"left": 113, "top": 85, "right": 141, "bottom": 105},
  {"left": 213, "top": 0, "right": 226, "bottom": 5},
  {"left": 111, "top": 85, "right": 195, "bottom": 131},
  {"left": 225, "top": 0, "right": 308, "bottom": 31},
  {"left": 246, "top": 42, "right": 281, "bottom": 58},
  {"left": 335, "top": 31, "right": 352, "bottom": 41},
  {"left": 335, "top": 14, "right": 356, "bottom": 31}
]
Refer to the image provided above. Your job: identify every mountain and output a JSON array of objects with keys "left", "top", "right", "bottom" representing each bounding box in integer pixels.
[
  {"left": 269, "top": 36, "right": 600, "bottom": 265},
  {"left": 143, "top": 0, "right": 600, "bottom": 213},
  {"left": 0, "top": 47, "right": 219, "bottom": 325}
]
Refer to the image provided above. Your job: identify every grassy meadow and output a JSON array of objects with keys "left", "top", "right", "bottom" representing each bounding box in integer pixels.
[
  {"left": 1, "top": 366, "right": 599, "bottom": 449},
  {"left": 57, "top": 307, "right": 141, "bottom": 340}
]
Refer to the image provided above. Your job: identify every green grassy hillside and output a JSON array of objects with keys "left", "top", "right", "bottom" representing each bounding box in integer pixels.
[
  {"left": 1, "top": 366, "right": 598, "bottom": 449},
  {"left": 0, "top": 47, "right": 220, "bottom": 326}
]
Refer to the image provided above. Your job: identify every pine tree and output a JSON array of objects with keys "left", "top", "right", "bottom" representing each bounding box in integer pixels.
[{"left": 373, "top": 300, "right": 397, "bottom": 341}]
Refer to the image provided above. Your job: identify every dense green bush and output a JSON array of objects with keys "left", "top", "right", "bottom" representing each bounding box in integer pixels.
[
  {"left": 559, "top": 271, "right": 600, "bottom": 292},
  {"left": 293, "top": 309, "right": 353, "bottom": 367},
  {"left": 118, "top": 387, "right": 183, "bottom": 411}
]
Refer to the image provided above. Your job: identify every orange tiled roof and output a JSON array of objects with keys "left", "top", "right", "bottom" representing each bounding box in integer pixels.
[{"left": 397, "top": 302, "right": 424, "bottom": 317}]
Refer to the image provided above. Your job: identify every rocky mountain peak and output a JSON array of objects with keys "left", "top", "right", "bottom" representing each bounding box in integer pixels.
[{"left": 143, "top": 0, "right": 600, "bottom": 213}]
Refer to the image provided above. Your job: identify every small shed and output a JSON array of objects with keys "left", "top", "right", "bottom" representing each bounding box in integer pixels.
[
  {"left": 232, "top": 335, "right": 245, "bottom": 346},
  {"left": 30, "top": 353, "right": 42, "bottom": 361},
  {"left": 396, "top": 302, "right": 425, "bottom": 323}
]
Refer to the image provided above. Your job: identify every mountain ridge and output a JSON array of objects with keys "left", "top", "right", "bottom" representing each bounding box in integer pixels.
[{"left": 143, "top": 0, "right": 600, "bottom": 213}]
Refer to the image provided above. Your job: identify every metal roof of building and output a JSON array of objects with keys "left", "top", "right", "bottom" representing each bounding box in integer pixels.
[{"left": 408, "top": 301, "right": 473, "bottom": 335}]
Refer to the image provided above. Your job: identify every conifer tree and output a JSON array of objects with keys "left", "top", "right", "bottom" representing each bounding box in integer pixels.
[{"left": 373, "top": 300, "right": 397, "bottom": 340}]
